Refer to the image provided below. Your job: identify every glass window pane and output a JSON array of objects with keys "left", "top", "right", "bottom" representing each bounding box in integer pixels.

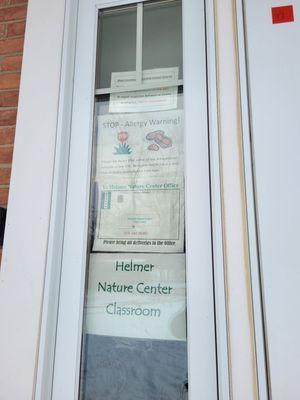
[
  {"left": 80, "top": 2, "right": 187, "bottom": 399},
  {"left": 96, "top": 6, "right": 137, "bottom": 89},
  {"left": 143, "top": 0, "right": 183, "bottom": 80}
]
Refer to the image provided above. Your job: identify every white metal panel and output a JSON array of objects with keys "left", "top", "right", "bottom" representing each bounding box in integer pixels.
[
  {"left": 51, "top": 0, "right": 218, "bottom": 399},
  {"left": 183, "top": 0, "right": 218, "bottom": 398},
  {"left": 0, "top": 0, "right": 67, "bottom": 398},
  {"left": 35, "top": 1, "right": 79, "bottom": 399},
  {"left": 51, "top": 0, "right": 99, "bottom": 397},
  {"left": 213, "top": 0, "right": 259, "bottom": 398},
  {"left": 242, "top": 0, "right": 300, "bottom": 398},
  {"left": 235, "top": 1, "right": 270, "bottom": 399},
  {"left": 206, "top": 0, "right": 231, "bottom": 398}
]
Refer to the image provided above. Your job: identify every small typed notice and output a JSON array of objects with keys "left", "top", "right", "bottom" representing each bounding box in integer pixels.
[
  {"left": 109, "top": 67, "right": 179, "bottom": 113},
  {"left": 85, "top": 253, "right": 187, "bottom": 341}
]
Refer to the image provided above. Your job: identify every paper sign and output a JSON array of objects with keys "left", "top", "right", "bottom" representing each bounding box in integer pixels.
[
  {"left": 85, "top": 253, "right": 187, "bottom": 341},
  {"left": 109, "top": 68, "right": 179, "bottom": 113},
  {"left": 93, "top": 110, "right": 184, "bottom": 252},
  {"left": 96, "top": 110, "right": 184, "bottom": 180},
  {"left": 93, "top": 177, "right": 184, "bottom": 253}
]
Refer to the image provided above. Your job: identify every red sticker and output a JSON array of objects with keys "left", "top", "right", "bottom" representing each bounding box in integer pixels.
[{"left": 272, "top": 5, "right": 294, "bottom": 24}]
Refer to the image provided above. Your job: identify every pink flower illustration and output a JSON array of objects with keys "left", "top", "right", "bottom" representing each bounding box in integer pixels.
[
  {"left": 114, "top": 131, "right": 132, "bottom": 155},
  {"left": 118, "top": 131, "right": 128, "bottom": 144}
]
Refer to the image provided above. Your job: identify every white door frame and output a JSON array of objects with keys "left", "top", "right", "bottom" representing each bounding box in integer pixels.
[{"left": 51, "top": 0, "right": 218, "bottom": 399}]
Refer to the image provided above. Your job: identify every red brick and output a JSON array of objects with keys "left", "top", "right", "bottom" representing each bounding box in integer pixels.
[
  {"left": 0, "top": 73, "right": 20, "bottom": 89},
  {"left": 0, "top": 1, "right": 9, "bottom": 7},
  {"left": 0, "top": 126, "right": 15, "bottom": 145},
  {"left": 9, "top": 0, "right": 28, "bottom": 4},
  {"left": 0, "top": 187, "right": 8, "bottom": 205},
  {"left": 0, "top": 23, "right": 6, "bottom": 38},
  {"left": 0, "top": 5, "right": 27, "bottom": 22},
  {"left": 0, "top": 167, "right": 10, "bottom": 184},
  {"left": 0, "top": 37, "right": 23, "bottom": 54},
  {"left": 0, "top": 55, "right": 22, "bottom": 71},
  {"left": 0, "top": 109, "right": 16, "bottom": 125},
  {"left": 7, "top": 20, "right": 25, "bottom": 37},
  {"left": 0, "top": 90, "right": 18, "bottom": 106},
  {"left": 0, "top": 146, "right": 13, "bottom": 163}
]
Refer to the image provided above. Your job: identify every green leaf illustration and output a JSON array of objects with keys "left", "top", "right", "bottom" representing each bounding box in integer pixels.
[{"left": 114, "top": 143, "right": 132, "bottom": 155}]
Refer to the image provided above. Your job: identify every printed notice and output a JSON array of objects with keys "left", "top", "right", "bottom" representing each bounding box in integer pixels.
[
  {"left": 93, "top": 177, "right": 184, "bottom": 252},
  {"left": 109, "top": 67, "right": 179, "bottom": 113},
  {"left": 97, "top": 110, "right": 183, "bottom": 180},
  {"left": 85, "top": 253, "right": 187, "bottom": 341},
  {"left": 93, "top": 110, "right": 184, "bottom": 252}
]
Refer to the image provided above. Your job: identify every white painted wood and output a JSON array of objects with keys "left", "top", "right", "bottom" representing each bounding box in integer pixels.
[
  {"left": 52, "top": 0, "right": 218, "bottom": 399},
  {"left": 242, "top": 0, "right": 300, "bottom": 398},
  {"left": 214, "top": 0, "right": 259, "bottom": 398},
  {"left": 0, "top": 0, "right": 67, "bottom": 399}
]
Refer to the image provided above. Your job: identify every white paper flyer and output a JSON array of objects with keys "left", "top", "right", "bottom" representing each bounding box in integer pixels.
[
  {"left": 96, "top": 110, "right": 183, "bottom": 180},
  {"left": 85, "top": 253, "right": 187, "bottom": 341},
  {"left": 109, "top": 67, "right": 179, "bottom": 113},
  {"left": 93, "top": 177, "right": 184, "bottom": 253}
]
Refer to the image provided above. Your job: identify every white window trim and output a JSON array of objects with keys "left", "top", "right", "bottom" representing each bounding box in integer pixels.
[
  {"left": 50, "top": 0, "right": 218, "bottom": 399},
  {"left": 35, "top": 1, "right": 80, "bottom": 399}
]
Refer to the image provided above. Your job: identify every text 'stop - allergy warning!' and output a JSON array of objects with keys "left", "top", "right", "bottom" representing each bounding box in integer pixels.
[{"left": 272, "top": 5, "right": 294, "bottom": 24}]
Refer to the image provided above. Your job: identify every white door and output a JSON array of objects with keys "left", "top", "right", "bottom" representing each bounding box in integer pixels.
[
  {"left": 241, "top": 1, "right": 300, "bottom": 398},
  {"left": 50, "top": 1, "right": 218, "bottom": 399}
]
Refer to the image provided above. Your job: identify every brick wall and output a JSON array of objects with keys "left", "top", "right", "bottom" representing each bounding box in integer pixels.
[{"left": 0, "top": 0, "right": 27, "bottom": 262}]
